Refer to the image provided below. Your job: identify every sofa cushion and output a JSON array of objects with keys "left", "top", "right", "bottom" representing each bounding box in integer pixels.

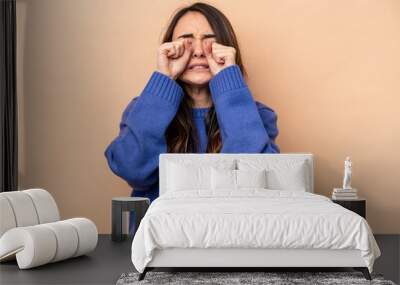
[
  {"left": 0, "top": 196, "right": 17, "bottom": 237},
  {"left": 0, "top": 191, "right": 39, "bottom": 228},
  {"left": 24, "top": 189, "right": 60, "bottom": 224},
  {"left": 0, "top": 189, "right": 60, "bottom": 235}
]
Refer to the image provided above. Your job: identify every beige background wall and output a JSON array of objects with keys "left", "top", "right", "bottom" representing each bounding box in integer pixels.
[{"left": 16, "top": 0, "right": 400, "bottom": 234}]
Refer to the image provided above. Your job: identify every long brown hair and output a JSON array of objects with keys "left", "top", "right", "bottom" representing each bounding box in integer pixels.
[{"left": 163, "top": 2, "right": 247, "bottom": 153}]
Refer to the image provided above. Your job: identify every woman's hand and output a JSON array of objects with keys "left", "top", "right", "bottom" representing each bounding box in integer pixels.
[
  {"left": 156, "top": 39, "right": 193, "bottom": 80},
  {"left": 203, "top": 41, "right": 236, "bottom": 76}
]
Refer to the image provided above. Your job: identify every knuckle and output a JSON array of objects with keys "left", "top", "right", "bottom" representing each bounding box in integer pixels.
[{"left": 159, "top": 43, "right": 171, "bottom": 51}]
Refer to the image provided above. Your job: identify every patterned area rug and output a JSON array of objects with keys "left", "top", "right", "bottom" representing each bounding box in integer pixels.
[{"left": 116, "top": 271, "right": 396, "bottom": 285}]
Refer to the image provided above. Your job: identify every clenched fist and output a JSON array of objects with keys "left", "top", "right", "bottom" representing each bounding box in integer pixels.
[
  {"left": 156, "top": 38, "right": 194, "bottom": 80},
  {"left": 203, "top": 41, "right": 236, "bottom": 76}
]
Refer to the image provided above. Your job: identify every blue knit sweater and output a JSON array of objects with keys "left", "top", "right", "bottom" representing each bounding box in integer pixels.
[{"left": 105, "top": 64, "right": 279, "bottom": 204}]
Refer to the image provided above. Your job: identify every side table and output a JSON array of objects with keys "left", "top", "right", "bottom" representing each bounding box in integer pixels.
[
  {"left": 112, "top": 197, "right": 150, "bottom": 242},
  {"left": 332, "top": 198, "right": 366, "bottom": 219}
]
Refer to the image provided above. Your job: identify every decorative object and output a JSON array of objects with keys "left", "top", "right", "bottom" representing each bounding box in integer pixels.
[
  {"left": 332, "top": 157, "right": 358, "bottom": 200},
  {"left": 343, "top": 156, "right": 353, "bottom": 190},
  {"left": 112, "top": 197, "right": 150, "bottom": 242},
  {"left": 0, "top": 188, "right": 98, "bottom": 269}
]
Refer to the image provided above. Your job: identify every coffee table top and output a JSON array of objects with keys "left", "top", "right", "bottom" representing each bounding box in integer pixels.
[{"left": 112, "top": 197, "right": 149, "bottom": 202}]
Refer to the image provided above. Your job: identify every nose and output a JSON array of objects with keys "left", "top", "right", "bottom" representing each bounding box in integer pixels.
[{"left": 192, "top": 38, "right": 205, "bottom": 58}]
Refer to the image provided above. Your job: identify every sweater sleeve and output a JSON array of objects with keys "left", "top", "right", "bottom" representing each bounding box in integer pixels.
[
  {"left": 104, "top": 71, "right": 184, "bottom": 188},
  {"left": 209, "top": 64, "right": 280, "bottom": 153},
  {"left": 256, "top": 102, "right": 280, "bottom": 153}
]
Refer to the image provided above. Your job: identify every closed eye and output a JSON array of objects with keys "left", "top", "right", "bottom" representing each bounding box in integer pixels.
[{"left": 177, "top": 33, "right": 216, "bottom": 40}]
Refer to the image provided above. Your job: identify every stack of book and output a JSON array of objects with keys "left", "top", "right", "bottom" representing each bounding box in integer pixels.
[{"left": 332, "top": 188, "right": 358, "bottom": 200}]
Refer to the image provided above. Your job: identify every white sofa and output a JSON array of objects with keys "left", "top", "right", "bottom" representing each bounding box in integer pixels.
[{"left": 0, "top": 188, "right": 98, "bottom": 269}]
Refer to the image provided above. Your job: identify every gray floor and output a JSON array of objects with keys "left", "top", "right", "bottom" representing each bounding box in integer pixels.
[{"left": 0, "top": 234, "right": 399, "bottom": 285}]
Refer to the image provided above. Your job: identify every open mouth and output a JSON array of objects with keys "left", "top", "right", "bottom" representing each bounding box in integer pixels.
[{"left": 188, "top": 64, "right": 210, "bottom": 71}]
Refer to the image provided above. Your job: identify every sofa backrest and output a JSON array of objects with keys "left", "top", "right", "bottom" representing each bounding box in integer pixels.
[
  {"left": 159, "top": 153, "right": 314, "bottom": 195},
  {"left": 0, "top": 188, "right": 60, "bottom": 238}
]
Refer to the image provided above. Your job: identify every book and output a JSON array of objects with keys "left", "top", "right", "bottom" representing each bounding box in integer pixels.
[
  {"left": 333, "top": 193, "right": 358, "bottom": 197},
  {"left": 332, "top": 196, "right": 359, "bottom": 200},
  {"left": 332, "top": 194, "right": 359, "bottom": 200},
  {"left": 333, "top": 188, "right": 358, "bottom": 193}
]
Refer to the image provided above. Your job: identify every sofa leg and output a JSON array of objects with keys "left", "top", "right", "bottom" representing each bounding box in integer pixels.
[
  {"left": 138, "top": 268, "right": 148, "bottom": 281},
  {"left": 354, "top": 267, "right": 371, "bottom": 280}
]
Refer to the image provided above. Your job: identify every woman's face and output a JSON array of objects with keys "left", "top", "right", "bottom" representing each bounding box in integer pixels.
[{"left": 172, "top": 11, "right": 217, "bottom": 87}]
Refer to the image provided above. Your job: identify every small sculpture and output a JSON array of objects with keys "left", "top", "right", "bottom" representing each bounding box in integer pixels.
[{"left": 342, "top": 156, "right": 352, "bottom": 190}]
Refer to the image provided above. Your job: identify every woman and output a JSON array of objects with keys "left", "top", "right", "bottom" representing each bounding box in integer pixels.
[{"left": 104, "top": 2, "right": 280, "bottom": 232}]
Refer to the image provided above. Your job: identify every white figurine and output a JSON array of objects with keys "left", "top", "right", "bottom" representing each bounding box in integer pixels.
[{"left": 342, "top": 156, "right": 352, "bottom": 190}]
